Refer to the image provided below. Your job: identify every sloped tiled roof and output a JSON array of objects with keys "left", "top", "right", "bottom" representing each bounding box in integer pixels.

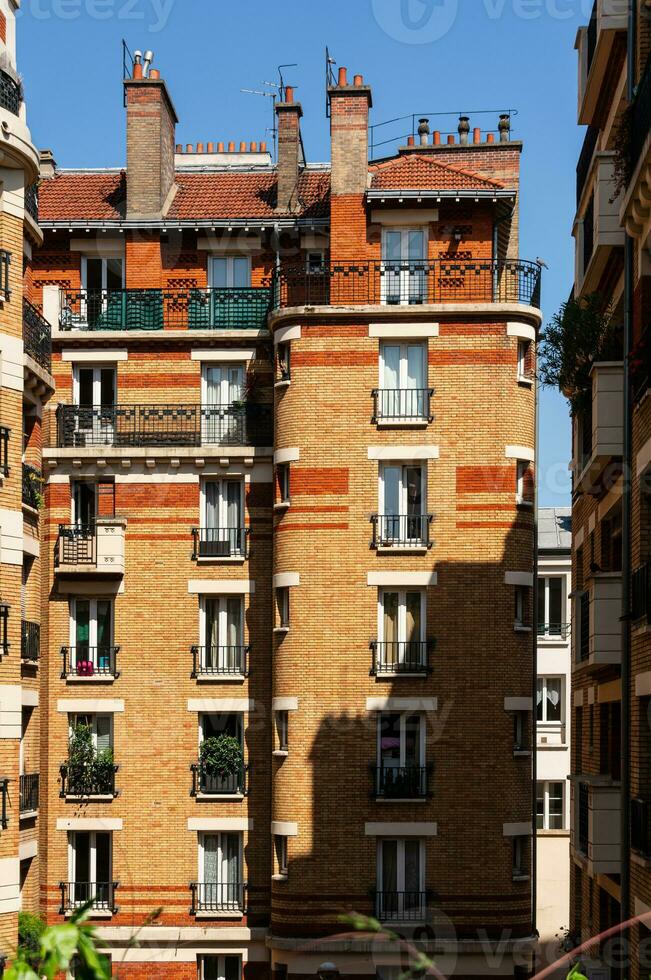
[
  {"left": 538, "top": 507, "right": 572, "bottom": 551},
  {"left": 38, "top": 169, "right": 330, "bottom": 222},
  {"left": 369, "top": 153, "right": 506, "bottom": 191}
]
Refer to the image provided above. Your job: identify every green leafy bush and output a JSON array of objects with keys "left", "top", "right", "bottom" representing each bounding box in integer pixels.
[
  {"left": 17, "top": 912, "right": 45, "bottom": 969},
  {"left": 200, "top": 734, "right": 243, "bottom": 777},
  {"left": 63, "top": 724, "right": 114, "bottom": 796}
]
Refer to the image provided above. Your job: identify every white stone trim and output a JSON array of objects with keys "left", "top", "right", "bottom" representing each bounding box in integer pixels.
[
  {"left": 574, "top": 690, "right": 584, "bottom": 708},
  {"left": 504, "top": 571, "right": 534, "bottom": 587},
  {"left": 504, "top": 697, "right": 532, "bottom": 712},
  {"left": 187, "top": 698, "right": 253, "bottom": 713},
  {"left": 57, "top": 818, "right": 123, "bottom": 831},
  {"left": 61, "top": 350, "right": 128, "bottom": 362},
  {"left": 21, "top": 688, "right": 38, "bottom": 707},
  {"left": 0, "top": 857, "right": 20, "bottom": 914},
  {"left": 365, "top": 822, "right": 437, "bottom": 837},
  {"left": 0, "top": 333, "right": 25, "bottom": 393},
  {"left": 367, "top": 571, "right": 437, "bottom": 587},
  {"left": 366, "top": 697, "right": 437, "bottom": 712},
  {"left": 42, "top": 285, "right": 60, "bottom": 332},
  {"left": 0, "top": 508, "right": 23, "bottom": 566},
  {"left": 271, "top": 821, "right": 298, "bottom": 837},
  {"left": 505, "top": 445, "right": 535, "bottom": 462},
  {"left": 57, "top": 699, "right": 124, "bottom": 714},
  {"left": 187, "top": 818, "right": 252, "bottom": 832},
  {"left": 575, "top": 526, "right": 585, "bottom": 550},
  {"left": 503, "top": 822, "right": 532, "bottom": 837},
  {"left": 188, "top": 580, "right": 254, "bottom": 595},
  {"left": 369, "top": 323, "right": 439, "bottom": 339},
  {"left": 89, "top": 925, "right": 261, "bottom": 942},
  {"left": 191, "top": 349, "right": 256, "bottom": 362},
  {"left": 507, "top": 322, "right": 536, "bottom": 342},
  {"left": 273, "top": 573, "right": 300, "bottom": 588},
  {"left": 19, "top": 839, "right": 37, "bottom": 861},
  {"left": 272, "top": 698, "right": 299, "bottom": 712},
  {"left": 587, "top": 686, "right": 596, "bottom": 705},
  {"left": 274, "top": 447, "right": 300, "bottom": 464},
  {"left": 368, "top": 446, "right": 439, "bottom": 461},
  {"left": 0, "top": 686, "right": 23, "bottom": 739},
  {"left": 22, "top": 533, "right": 39, "bottom": 559},
  {"left": 274, "top": 324, "right": 301, "bottom": 344},
  {"left": 635, "top": 671, "right": 651, "bottom": 697}
]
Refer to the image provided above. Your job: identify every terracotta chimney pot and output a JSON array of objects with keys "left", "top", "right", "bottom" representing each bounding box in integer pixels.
[{"left": 338, "top": 66, "right": 348, "bottom": 86}]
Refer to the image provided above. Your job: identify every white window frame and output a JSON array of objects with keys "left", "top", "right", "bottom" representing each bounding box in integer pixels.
[
  {"left": 379, "top": 463, "right": 427, "bottom": 516},
  {"left": 69, "top": 597, "right": 114, "bottom": 648},
  {"left": 200, "top": 362, "right": 245, "bottom": 407},
  {"left": 201, "top": 478, "right": 244, "bottom": 529},
  {"left": 376, "top": 838, "right": 425, "bottom": 895},
  {"left": 517, "top": 339, "right": 532, "bottom": 382},
  {"left": 68, "top": 713, "right": 113, "bottom": 752},
  {"left": 381, "top": 228, "right": 427, "bottom": 306},
  {"left": 275, "top": 586, "right": 290, "bottom": 629},
  {"left": 198, "top": 711, "right": 244, "bottom": 749},
  {"left": 67, "top": 830, "right": 112, "bottom": 902},
  {"left": 197, "top": 831, "right": 243, "bottom": 885},
  {"left": 376, "top": 712, "right": 425, "bottom": 768},
  {"left": 536, "top": 780, "right": 565, "bottom": 831},
  {"left": 514, "top": 585, "right": 529, "bottom": 629},
  {"left": 516, "top": 459, "right": 532, "bottom": 506},
  {"left": 71, "top": 481, "right": 98, "bottom": 526},
  {"left": 537, "top": 676, "right": 564, "bottom": 725},
  {"left": 72, "top": 364, "right": 117, "bottom": 407},
  {"left": 274, "top": 834, "right": 288, "bottom": 876},
  {"left": 378, "top": 589, "right": 426, "bottom": 645},
  {"left": 275, "top": 710, "right": 289, "bottom": 752},
  {"left": 276, "top": 463, "right": 290, "bottom": 504},
  {"left": 306, "top": 251, "right": 325, "bottom": 275},
  {"left": 379, "top": 342, "right": 427, "bottom": 390},
  {"left": 81, "top": 257, "right": 124, "bottom": 291},
  {"left": 538, "top": 576, "right": 566, "bottom": 638},
  {"left": 208, "top": 255, "right": 251, "bottom": 289},
  {"left": 198, "top": 955, "right": 242, "bottom": 980},
  {"left": 199, "top": 595, "right": 244, "bottom": 649}
]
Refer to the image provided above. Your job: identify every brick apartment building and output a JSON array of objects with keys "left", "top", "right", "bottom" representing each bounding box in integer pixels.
[{"left": 5, "top": 28, "right": 543, "bottom": 980}]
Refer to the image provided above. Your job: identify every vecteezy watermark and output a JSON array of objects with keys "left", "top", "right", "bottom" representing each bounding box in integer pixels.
[
  {"left": 371, "top": 0, "right": 623, "bottom": 45},
  {"left": 16, "top": 0, "right": 175, "bottom": 33}
]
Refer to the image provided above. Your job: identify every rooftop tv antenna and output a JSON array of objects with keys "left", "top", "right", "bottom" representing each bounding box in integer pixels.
[
  {"left": 325, "top": 47, "right": 337, "bottom": 117},
  {"left": 241, "top": 63, "right": 298, "bottom": 163}
]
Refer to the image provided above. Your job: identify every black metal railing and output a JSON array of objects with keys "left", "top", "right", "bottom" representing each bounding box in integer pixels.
[
  {"left": 60, "top": 762, "right": 118, "bottom": 798},
  {"left": 22, "top": 464, "right": 42, "bottom": 509},
  {"left": 537, "top": 622, "right": 571, "bottom": 640},
  {"left": 0, "top": 779, "right": 9, "bottom": 829},
  {"left": 632, "top": 797, "right": 651, "bottom": 856},
  {"left": 632, "top": 563, "right": 651, "bottom": 623},
  {"left": 0, "top": 249, "right": 10, "bottom": 301},
  {"left": 59, "top": 287, "right": 272, "bottom": 332},
  {"left": 373, "top": 765, "right": 431, "bottom": 799},
  {"left": 19, "top": 773, "right": 39, "bottom": 814},
  {"left": 0, "top": 426, "right": 9, "bottom": 478},
  {"left": 191, "top": 645, "right": 249, "bottom": 677},
  {"left": 372, "top": 388, "right": 433, "bottom": 423},
  {"left": 273, "top": 259, "right": 542, "bottom": 309},
  {"left": 583, "top": 193, "right": 595, "bottom": 276},
  {"left": 54, "top": 525, "right": 96, "bottom": 567},
  {"left": 580, "top": 591, "right": 590, "bottom": 661},
  {"left": 0, "top": 69, "right": 21, "bottom": 115},
  {"left": 191, "top": 763, "right": 247, "bottom": 797},
  {"left": 370, "top": 640, "right": 432, "bottom": 675},
  {"left": 21, "top": 621, "right": 39, "bottom": 662},
  {"left": 25, "top": 182, "right": 38, "bottom": 223},
  {"left": 375, "top": 891, "right": 428, "bottom": 922},
  {"left": 370, "top": 514, "right": 433, "bottom": 549},
  {"left": 61, "top": 646, "right": 120, "bottom": 679},
  {"left": 59, "top": 881, "right": 119, "bottom": 915},
  {"left": 577, "top": 125, "right": 599, "bottom": 204},
  {"left": 23, "top": 298, "right": 52, "bottom": 373},
  {"left": 56, "top": 403, "right": 273, "bottom": 449},
  {"left": 631, "top": 55, "right": 651, "bottom": 176},
  {"left": 190, "top": 881, "right": 245, "bottom": 915},
  {"left": 192, "top": 527, "right": 249, "bottom": 560},
  {"left": 578, "top": 782, "right": 590, "bottom": 855}
]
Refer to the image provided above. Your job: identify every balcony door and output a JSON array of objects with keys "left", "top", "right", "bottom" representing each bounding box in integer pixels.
[
  {"left": 202, "top": 364, "right": 245, "bottom": 444},
  {"left": 377, "top": 838, "right": 424, "bottom": 919},
  {"left": 70, "top": 598, "right": 113, "bottom": 675},
  {"left": 209, "top": 256, "right": 251, "bottom": 290},
  {"left": 69, "top": 713, "right": 112, "bottom": 754},
  {"left": 377, "top": 713, "right": 424, "bottom": 796},
  {"left": 379, "top": 465, "right": 425, "bottom": 544},
  {"left": 72, "top": 482, "right": 97, "bottom": 529},
  {"left": 201, "top": 596, "right": 243, "bottom": 673},
  {"left": 382, "top": 229, "right": 426, "bottom": 305},
  {"left": 73, "top": 366, "right": 116, "bottom": 445},
  {"left": 379, "top": 343, "right": 426, "bottom": 420},
  {"left": 200, "top": 956, "right": 241, "bottom": 980},
  {"left": 379, "top": 590, "right": 424, "bottom": 671},
  {"left": 537, "top": 576, "right": 565, "bottom": 638},
  {"left": 203, "top": 479, "right": 244, "bottom": 556},
  {"left": 80, "top": 257, "right": 123, "bottom": 328},
  {"left": 68, "top": 830, "right": 112, "bottom": 908},
  {"left": 199, "top": 832, "right": 242, "bottom": 910}
]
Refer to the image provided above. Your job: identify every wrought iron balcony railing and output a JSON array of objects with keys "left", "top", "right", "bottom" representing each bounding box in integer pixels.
[
  {"left": 632, "top": 797, "right": 651, "bottom": 857},
  {"left": 375, "top": 891, "right": 428, "bottom": 922},
  {"left": 22, "top": 464, "right": 42, "bottom": 509},
  {"left": 21, "top": 620, "right": 40, "bottom": 662},
  {"left": 60, "top": 762, "right": 118, "bottom": 798},
  {"left": 0, "top": 69, "right": 21, "bottom": 115},
  {"left": 0, "top": 778, "right": 8, "bottom": 829},
  {"left": 373, "top": 765, "right": 431, "bottom": 799},
  {"left": 191, "top": 763, "right": 248, "bottom": 797},
  {"left": 537, "top": 622, "right": 571, "bottom": 640},
  {"left": 59, "top": 881, "right": 119, "bottom": 915},
  {"left": 56, "top": 403, "right": 272, "bottom": 449},
  {"left": 0, "top": 426, "right": 9, "bottom": 478},
  {"left": 370, "top": 514, "right": 433, "bottom": 549},
  {"left": 23, "top": 298, "right": 52, "bottom": 373},
  {"left": 632, "top": 563, "right": 651, "bottom": 624},
  {"left": 25, "top": 182, "right": 38, "bottom": 223},
  {"left": 54, "top": 525, "right": 96, "bottom": 567},
  {"left": 19, "top": 773, "right": 39, "bottom": 814},
  {"left": 192, "top": 527, "right": 249, "bottom": 560},
  {"left": 0, "top": 249, "right": 10, "bottom": 302},
  {"left": 372, "top": 388, "right": 433, "bottom": 424},
  {"left": 61, "top": 646, "right": 120, "bottom": 679},
  {"left": 59, "top": 287, "right": 272, "bottom": 332},
  {"left": 370, "top": 640, "right": 432, "bottom": 676},
  {"left": 190, "top": 881, "right": 245, "bottom": 915},
  {"left": 191, "top": 645, "right": 249, "bottom": 678},
  {"left": 273, "top": 259, "right": 542, "bottom": 309}
]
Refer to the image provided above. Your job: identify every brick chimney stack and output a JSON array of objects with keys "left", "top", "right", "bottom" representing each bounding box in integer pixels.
[
  {"left": 328, "top": 67, "right": 372, "bottom": 263},
  {"left": 124, "top": 59, "right": 178, "bottom": 219},
  {"left": 275, "top": 86, "right": 303, "bottom": 214}
]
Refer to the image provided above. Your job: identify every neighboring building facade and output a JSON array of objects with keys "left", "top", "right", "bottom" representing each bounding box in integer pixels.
[
  {"left": 536, "top": 507, "right": 571, "bottom": 946},
  {"left": 14, "top": 50, "right": 541, "bottom": 978}
]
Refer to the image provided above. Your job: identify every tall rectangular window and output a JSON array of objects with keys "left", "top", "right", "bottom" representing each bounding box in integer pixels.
[
  {"left": 378, "top": 589, "right": 425, "bottom": 672},
  {"left": 376, "top": 838, "right": 425, "bottom": 920},
  {"left": 379, "top": 464, "right": 426, "bottom": 545},
  {"left": 382, "top": 228, "right": 427, "bottom": 305},
  {"left": 378, "top": 343, "right": 427, "bottom": 420},
  {"left": 537, "top": 577, "right": 565, "bottom": 637},
  {"left": 68, "top": 831, "right": 112, "bottom": 910},
  {"left": 537, "top": 677, "right": 563, "bottom": 724},
  {"left": 536, "top": 780, "right": 565, "bottom": 830},
  {"left": 201, "top": 479, "right": 245, "bottom": 557},
  {"left": 198, "top": 832, "right": 243, "bottom": 912}
]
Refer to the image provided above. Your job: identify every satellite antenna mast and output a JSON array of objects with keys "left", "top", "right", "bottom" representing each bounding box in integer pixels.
[
  {"left": 325, "top": 47, "right": 337, "bottom": 117},
  {"left": 241, "top": 63, "right": 298, "bottom": 163}
]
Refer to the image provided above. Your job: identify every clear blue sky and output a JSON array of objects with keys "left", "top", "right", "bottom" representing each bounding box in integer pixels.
[{"left": 19, "top": 0, "right": 587, "bottom": 506}]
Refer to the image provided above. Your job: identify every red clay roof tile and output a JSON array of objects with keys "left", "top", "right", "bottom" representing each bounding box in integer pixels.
[{"left": 369, "top": 154, "right": 506, "bottom": 191}]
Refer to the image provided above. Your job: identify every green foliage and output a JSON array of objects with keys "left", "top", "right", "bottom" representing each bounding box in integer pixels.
[
  {"left": 64, "top": 724, "right": 114, "bottom": 796},
  {"left": 538, "top": 293, "right": 621, "bottom": 412},
  {"left": 6, "top": 903, "right": 111, "bottom": 980},
  {"left": 200, "top": 734, "right": 243, "bottom": 777},
  {"left": 17, "top": 913, "right": 45, "bottom": 969}
]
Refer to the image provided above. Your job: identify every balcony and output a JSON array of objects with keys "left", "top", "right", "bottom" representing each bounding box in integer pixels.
[
  {"left": 60, "top": 761, "right": 119, "bottom": 799},
  {"left": 537, "top": 622, "right": 571, "bottom": 641},
  {"left": 574, "top": 155, "right": 624, "bottom": 296},
  {"left": 272, "top": 259, "right": 542, "bottom": 310},
  {"left": 22, "top": 464, "right": 42, "bottom": 510},
  {"left": 189, "top": 881, "right": 245, "bottom": 917},
  {"left": 622, "top": 55, "right": 651, "bottom": 238},
  {"left": 372, "top": 765, "right": 431, "bottom": 800},
  {"left": 190, "top": 763, "right": 248, "bottom": 798},
  {"left": 59, "top": 287, "right": 272, "bottom": 332},
  {"left": 577, "top": 0, "right": 627, "bottom": 125},
  {"left": 23, "top": 298, "right": 52, "bottom": 375},
  {"left": 59, "top": 881, "right": 119, "bottom": 916},
  {"left": 576, "top": 125, "right": 599, "bottom": 205},
  {"left": 0, "top": 426, "right": 10, "bottom": 479},
  {"left": 0, "top": 69, "right": 21, "bottom": 116},
  {"left": 575, "top": 362, "right": 623, "bottom": 493},
  {"left": 371, "top": 388, "right": 433, "bottom": 426},
  {"left": 54, "top": 520, "right": 126, "bottom": 577},
  {"left": 61, "top": 646, "right": 120, "bottom": 681},
  {"left": 370, "top": 514, "right": 433, "bottom": 551},
  {"left": 370, "top": 640, "right": 432, "bottom": 677},
  {"left": 375, "top": 891, "right": 428, "bottom": 923},
  {"left": 19, "top": 773, "right": 39, "bottom": 815},
  {"left": 21, "top": 621, "right": 40, "bottom": 663},
  {"left": 191, "top": 645, "right": 248, "bottom": 679},
  {"left": 586, "top": 573, "right": 622, "bottom": 668},
  {"left": 192, "top": 527, "right": 249, "bottom": 560},
  {"left": 575, "top": 779, "right": 620, "bottom": 875},
  {"left": 55, "top": 403, "right": 272, "bottom": 450}
]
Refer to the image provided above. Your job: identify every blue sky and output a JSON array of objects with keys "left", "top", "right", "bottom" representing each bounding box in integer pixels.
[{"left": 19, "top": 0, "right": 587, "bottom": 505}]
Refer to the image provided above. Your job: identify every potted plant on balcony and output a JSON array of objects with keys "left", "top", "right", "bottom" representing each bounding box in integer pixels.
[
  {"left": 199, "top": 734, "right": 243, "bottom": 793},
  {"left": 63, "top": 723, "right": 114, "bottom": 797}
]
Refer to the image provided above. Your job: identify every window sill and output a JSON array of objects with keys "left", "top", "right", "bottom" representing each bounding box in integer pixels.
[
  {"left": 194, "top": 910, "right": 243, "bottom": 920},
  {"left": 194, "top": 793, "right": 245, "bottom": 802},
  {"left": 22, "top": 503, "right": 39, "bottom": 519},
  {"left": 65, "top": 909, "right": 114, "bottom": 920},
  {"left": 273, "top": 501, "right": 291, "bottom": 512},
  {"left": 273, "top": 626, "right": 290, "bottom": 635},
  {"left": 515, "top": 498, "right": 534, "bottom": 509},
  {"left": 376, "top": 546, "right": 431, "bottom": 555},
  {"left": 514, "top": 625, "right": 532, "bottom": 633},
  {"left": 195, "top": 673, "right": 246, "bottom": 684},
  {"left": 273, "top": 750, "right": 289, "bottom": 758},
  {"left": 274, "top": 379, "right": 291, "bottom": 390},
  {"left": 195, "top": 556, "right": 246, "bottom": 565},
  {"left": 375, "top": 419, "right": 430, "bottom": 429},
  {"left": 272, "top": 873, "right": 289, "bottom": 882},
  {"left": 513, "top": 749, "right": 531, "bottom": 758},
  {"left": 65, "top": 675, "right": 116, "bottom": 684},
  {"left": 19, "top": 809, "right": 38, "bottom": 821},
  {"left": 537, "top": 829, "right": 570, "bottom": 838},
  {"left": 517, "top": 376, "right": 534, "bottom": 388},
  {"left": 512, "top": 874, "right": 530, "bottom": 883},
  {"left": 374, "top": 672, "right": 428, "bottom": 680},
  {"left": 64, "top": 794, "right": 116, "bottom": 803},
  {"left": 374, "top": 797, "right": 427, "bottom": 804}
]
